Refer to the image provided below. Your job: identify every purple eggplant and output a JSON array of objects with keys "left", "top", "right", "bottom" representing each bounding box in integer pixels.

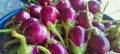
[
  {"left": 88, "top": 0, "right": 101, "bottom": 14},
  {"left": 29, "top": 5, "right": 42, "bottom": 18},
  {"left": 14, "top": 11, "right": 30, "bottom": 24},
  {"left": 23, "top": 23, "right": 48, "bottom": 44},
  {"left": 69, "top": 0, "right": 84, "bottom": 11},
  {"left": 40, "top": 6, "right": 60, "bottom": 25},
  {"left": 47, "top": 39, "right": 68, "bottom": 54},
  {"left": 11, "top": 31, "right": 51, "bottom": 54},
  {"left": 61, "top": 8, "right": 76, "bottom": 48},
  {"left": 77, "top": 10, "right": 94, "bottom": 29},
  {"left": 111, "top": 38, "right": 120, "bottom": 53},
  {"left": 40, "top": 6, "right": 65, "bottom": 45},
  {"left": 69, "top": 26, "right": 87, "bottom": 54},
  {"left": 69, "top": 26, "right": 85, "bottom": 47},
  {"left": 106, "top": 24, "right": 120, "bottom": 53},
  {"left": 103, "top": 21, "right": 113, "bottom": 29},
  {"left": 19, "top": 17, "right": 40, "bottom": 31},
  {"left": 38, "top": 0, "right": 52, "bottom": 6},
  {"left": 61, "top": 8, "right": 76, "bottom": 23},
  {"left": 56, "top": 0, "right": 72, "bottom": 13},
  {"left": 92, "top": 21, "right": 105, "bottom": 31},
  {"left": 88, "top": 29, "right": 110, "bottom": 54}
]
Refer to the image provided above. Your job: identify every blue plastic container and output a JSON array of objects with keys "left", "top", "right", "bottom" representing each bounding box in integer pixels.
[{"left": 0, "top": 8, "right": 23, "bottom": 29}]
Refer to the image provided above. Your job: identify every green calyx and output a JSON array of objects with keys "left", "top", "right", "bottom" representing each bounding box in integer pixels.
[
  {"left": 69, "top": 40, "right": 87, "bottom": 54},
  {"left": 62, "top": 19, "right": 75, "bottom": 48},
  {"left": 47, "top": 22, "right": 65, "bottom": 45},
  {"left": 109, "top": 23, "right": 120, "bottom": 38}
]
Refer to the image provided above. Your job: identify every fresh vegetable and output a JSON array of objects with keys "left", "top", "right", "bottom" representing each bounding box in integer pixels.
[
  {"left": 88, "top": 0, "right": 101, "bottom": 14},
  {"left": 1, "top": 0, "right": 120, "bottom": 54},
  {"left": 69, "top": 26, "right": 87, "bottom": 54},
  {"left": 19, "top": 17, "right": 40, "bottom": 31},
  {"left": 92, "top": 21, "right": 105, "bottom": 31},
  {"left": 69, "top": 0, "right": 84, "bottom": 11},
  {"left": 77, "top": 10, "right": 94, "bottom": 28},
  {"left": 69, "top": 26, "right": 85, "bottom": 47},
  {"left": 29, "top": 5, "right": 42, "bottom": 18},
  {"left": 14, "top": 11, "right": 30, "bottom": 24},
  {"left": 56, "top": 0, "right": 72, "bottom": 13},
  {"left": 47, "top": 39, "right": 68, "bottom": 54},
  {"left": 40, "top": 6, "right": 60, "bottom": 25},
  {"left": 88, "top": 29, "right": 110, "bottom": 54},
  {"left": 11, "top": 31, "right": 51, "bottom": 54},
  {"left": 40, "top": 6, "right": 65, "bottom": 45},
  {"left": 23, "top": 23, "right": 48, "bottom": 44}
]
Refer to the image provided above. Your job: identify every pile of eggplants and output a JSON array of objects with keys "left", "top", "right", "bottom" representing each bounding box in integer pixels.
[{"left": 0, "top": 0, "right": 120, "bottom": 54}]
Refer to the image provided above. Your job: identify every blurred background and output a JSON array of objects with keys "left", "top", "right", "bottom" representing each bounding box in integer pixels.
[{"left": 102, "top": 0, "right": 120, "bottom": 20}]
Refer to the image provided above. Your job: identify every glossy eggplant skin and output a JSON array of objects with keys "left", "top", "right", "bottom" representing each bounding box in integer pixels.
[
  {"left": 40, "top": 6, "right": 60, "bottom": 25},
  {"left": 69, "top": 26, "right": 85, "bottom": 47},
  {"left": 56, "top": 0, "right": 72, "bottom": 13},
  {"left": 19, "top": 18, "right": 40, "bottom": 31},
  {"left": 14, "top": 11, "right": 30, "bottom": 23},
  {"left": 47, "top": 40, "right": 68, "bottom": 54},
  {"left": 77, "top": 10, "right": 94, "bottom": 29},
  {"left": 92, "top": 22, "right": 105, "bottom": 31},
  {"left": 23, "top": 23, "right": 48, "bottom": 44},
  {"left": 69, "top": 0, "right": 84, "bottom": 11},
  {"left": 61, "top": 8, "right": 76, "bottom": 23},
  {"left": 29, "top": 5, "right": 42, "bottom": 18},
  {"left": 88, "top": 0, "right": 101, "bottom": 14},
  {"left": 88, "top": 30, "right": 110, "bottom": 54}
]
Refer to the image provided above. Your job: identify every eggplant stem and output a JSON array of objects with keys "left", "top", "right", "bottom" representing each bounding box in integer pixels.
[
  {"left": 11, "top": 31, "right": 27, "bottom": 50},
  {"left": 4, "top": 39, "right": 20, "bottom": 48},
  {"left": 45, "top": 30, "right": 51, "bottom": 48},
  {"left": 102, "top": 1, "right": 109, "bottom": 14},
  {"left": 0, "top": 29, "right": 14, "bottom": 33},
  {"left": 37, "top": 46, "right": 51, "bottom": 54},
  {"left": 4, "top": 20, "right": 13, "bottom": 28},
  {"left": 85, "top": 1, "right": 93, "bottom": 28},
  {"left": 47, "top": 22, "right": 65, "bottom": 45}
]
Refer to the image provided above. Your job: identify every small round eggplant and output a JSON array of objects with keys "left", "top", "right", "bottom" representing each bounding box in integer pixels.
[
  {"left": 69, "top": 0, "right": 84, "bottom": 11},
  {"left": 40, "top": 6, "right": 60, "bottom": 25},
  {"left": 88, "top": 0, "right": 101, "bottom": 14},
  {"left": 19, "top": 17, "right": 40, "bottom": 31},
  {"left": 92, "top": 21, "right": 105, "bottom": 31},
  {"left": 15, "top": 11, "right": 30, "bottom": 23},
  {"left": 69, "top": 26, "right": 85, "bottom": 47},
  {"left": 89, "top": 30, "right": 110, "bottom": 54},
  {"left": 56, "top": 0, "right": 72, "bottom": 13},
  {"left": 47, "top": 39, "right": 68, "bottom": 54},
  {"left": 61, "top": 8, "right": 76, "bottom": 23},
  {"left": 77, "top": 10, "right": 94, "bottom": 29},
  {"left": 29, "top": 5, "right": 42, "bottom": 18},
  {"left": 23, "top": 23, "right": 48, "bottom": 44}
]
